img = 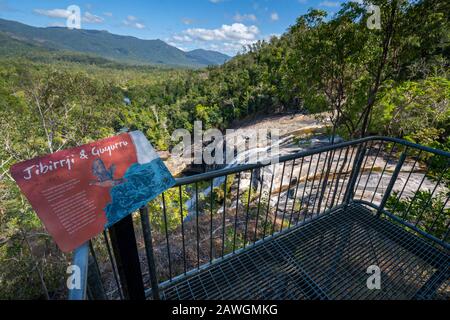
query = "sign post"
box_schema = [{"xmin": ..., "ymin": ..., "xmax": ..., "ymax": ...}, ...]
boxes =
[
  {"xmin": 68, "ymin": 243, "xmax": 89, "ymax": 300},
  {"xmin": 109, "ymin": 214, "xmax": 145, "ymax": 300}
]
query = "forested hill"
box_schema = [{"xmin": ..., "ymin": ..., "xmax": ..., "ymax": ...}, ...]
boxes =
[
  {"xmin": 205, "ymin": 0, "xmax": 449, "ymax": 142},
  {"xmin": 0, "ymin": 18, "xmax": 230, "ymax": 68}
]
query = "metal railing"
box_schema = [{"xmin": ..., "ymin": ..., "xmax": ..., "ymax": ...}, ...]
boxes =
[{"xmin": 69, "ymin": 136, "xmax": 450, "ymax": 300}]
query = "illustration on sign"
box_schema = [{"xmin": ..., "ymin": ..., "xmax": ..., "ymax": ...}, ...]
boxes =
[{"xmin": 10, "ymin": 131, "xmax": 175, "ymax": 252}]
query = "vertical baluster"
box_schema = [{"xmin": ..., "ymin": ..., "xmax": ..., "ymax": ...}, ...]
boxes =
[
  {"xmin": 221, "ymin": 175, "xmax": 228, "ymax": 257},
  {"xmin": 389, "ymin": 150, "xmax": 423, "ymax": 212},
  {"xmin": 87, "ymin": 240, "xmax": 107, "ymax": 300},
  {"xmin": 305, "ymin": 152, "xmax": 322, "ymax": 218},
  {"xmin": 272, "ymin": 162, "xmax": 286, "ymax": 235},
  {"xmin": 369, "ymin": 142, "xmax": 397, "ymax": 204},
  {"xmin": 301, "ymin": 155, "xmax": 314, "ymax": 223},
  {"xmin": 343, "ymin": 142, "xmax": 368, "ymax": 206},
  {"xmin": 360, "ymin": 142, "xmax": 385, "ymax": 200},
  {"xmin": 335, "ymin": 147, "xmax": 357, "ymax": 205},
  {"xmin": 232, "ymin": 172, "xmax": 241, "ymax": 253},
  {"xmin": 195, "ymin": 182, "xmax": 200, "ymax": 269},
  {"xmin": 210, "ymin": 180, "xmax": 214, "ymax": 263},
  {"xmin": 353, "ymin": 141, "xmax": 374, "ymax": 197},
  {"xmin": 325, "ymin": 147, "xmax": 344, "ymax": 210},
  {"xmin": 254, "ymin": 167, "xmax": 265, "ymax": 242},
  {"xmin": 262, "ymin": 164, "xmax": 275, "ymax": 239},
  {"xmin": 179, "ymin": 186, "xmax": 187, "ymax": 274},
  {"xmin": 161, "ymin": 193, "xmax": 172, "ymax": 280},
  {"xmin": 243, "ymin": 169, "xmax": 254, "ymax": 247},
  {"xmin": 280, "ymin": 159, "xmax": 296, "ymax": 231},
  {"xmin": 413, "ymin": 169, "xmax": 447, "ymax": 227},
  {"xmin": 401, "ymin": 169, "xmax": 428, "ymax": 220},
  {"xmin": 103, "ymin": 230, "xmax": 123, "ymax": 300},
  {"xmin": 329, "ymin": 146, "xmax": 351, "ymax": 208},
  {"xmin": 377, "ymin": 150, "xmax": 407, "ymax": 215},
  {"xmin": 288, "ymin": 157, "xmax": 304, "ymax": 228},
  {"xmin": 317, "ymin": 147, "xmax": 336, "ymax": 214},
  {"xmin": 313, "ymin": 150, "xmax": 330, "ymax": 216}
]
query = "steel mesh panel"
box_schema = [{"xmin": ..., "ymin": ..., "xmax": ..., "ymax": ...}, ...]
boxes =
[{"xmin": 160, "ymin": 204, "xmax": 449, "ymax": 300}]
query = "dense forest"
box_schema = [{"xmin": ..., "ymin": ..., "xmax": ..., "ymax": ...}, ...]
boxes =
[{"xmin": 0, "ymin": 0, "xmax": 449, "ymax": 298}]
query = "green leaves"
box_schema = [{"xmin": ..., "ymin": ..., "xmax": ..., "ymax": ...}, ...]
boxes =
[
  {"xmin": 372, "ymin": 77, "xmax": 450, "ymax": 145},
  {"xmin": 386, "ymin": 190, "xmax": 449, "ymax": 239}
]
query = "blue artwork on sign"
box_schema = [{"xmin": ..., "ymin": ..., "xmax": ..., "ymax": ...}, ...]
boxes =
[
  {"xmin": 90, "ymin": 159, "xmax": 125, "ymax": 188},
  {"xmin": 102, "ymin": 131, "xmax": 176, "ymax": 228},
  {"xmin": 104, "ymin": 158, "xmax": 175, "ymax": 228}
]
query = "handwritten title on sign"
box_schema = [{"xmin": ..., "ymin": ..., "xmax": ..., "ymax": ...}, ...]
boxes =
[{"xmin": 21, "ymin": 141, "xmax": 130, "ymax": 180}]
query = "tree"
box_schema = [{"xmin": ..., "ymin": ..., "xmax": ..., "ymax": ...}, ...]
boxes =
[{"xmin": 371, "ymin": 77, "xmax": 450, "ymax": 145}]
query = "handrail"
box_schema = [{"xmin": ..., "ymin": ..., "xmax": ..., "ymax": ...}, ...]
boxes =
[{"xmin": 174, "ymin": 136, "xmax": 450, "ymax": 186}]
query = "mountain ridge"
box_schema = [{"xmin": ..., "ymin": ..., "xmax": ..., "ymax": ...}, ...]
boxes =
[{"xmin": 0, "ymin": 18, "xmax": 231, "ymax": 68}]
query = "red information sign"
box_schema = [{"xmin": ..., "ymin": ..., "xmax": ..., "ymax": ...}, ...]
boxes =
[{"xmin": 10, "ymin": 131, "xmax": 175, "ymax": 252}]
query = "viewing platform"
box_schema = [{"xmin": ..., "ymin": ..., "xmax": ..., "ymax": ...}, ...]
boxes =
[{"xmin": 69, "ymin": 136, "xmax": 450, "ymax": 300}]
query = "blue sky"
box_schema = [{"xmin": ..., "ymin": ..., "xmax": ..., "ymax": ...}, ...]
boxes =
[{"xmin": 0, "ymin": 0, "xmax": 345, "ymax": 55}]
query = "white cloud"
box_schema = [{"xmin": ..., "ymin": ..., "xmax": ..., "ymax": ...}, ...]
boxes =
[
  {"xmin": 103, "ymin": 12, "xmax": 113, "ymax": 17},
  {"xmin": 319, "ymin": 1, "xmax": 340, "ymax": 7},
  {"xmin": 83, "ymin": 12, "xmax": 104, "ymax": 23},
  {"xmin": 123, "ymin": 15, "xmax": 145, "ymax": 29},
  {"xmin": 123, "ymin": 20, "xmax": 145, "ymax": 29},
  {"xmin": 172, "ymin": 35, "xmax": 193, "ymax": 42},
  {"xmin": 233, "ymin": 13, "xmax": 257, "ymax": 22},
  {"xmin": 134, "ymin": 22, "xmax": 145, "ymax": 29},
  {"xmin": 33, "ymin": 8, "xmax": 71, "ymax": 19},
  {"xmin": 209, "ymin": 0, "xmax": 224, "ymax": 3},
  {"xmin": 183, "ymin": 23, "xmax": 259, "ymax": 42},
  {"xmin": 169, "ymin": 23, "xmax": 263, "ymax": 55},
  {"xmin": 34, "ymin": 8, "xmax": 104, "ymax": 24},
  {"xmin": 270, "ymin": 12, "xmax": 279, "ymax": 21},
  {"xmin": 167, "ymin": 41, "xmax": 188, "ymax": 51}
]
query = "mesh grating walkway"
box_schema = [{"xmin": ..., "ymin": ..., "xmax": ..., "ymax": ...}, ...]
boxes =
[{"xmin": 160, "ymin": 204, "xmax": 449, "ymax": 300}]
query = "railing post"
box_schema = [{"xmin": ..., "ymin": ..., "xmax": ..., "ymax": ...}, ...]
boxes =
[
  {"xmin": 109, "ymin": 214, "xmax": 145, "ymax": 300},
  {"xmin": 343, "ymin": 144, "xmax": 367, "ymax": 206},
  {"xmin": 68, "ymin": 242, "xmax": 89, "ymax": 300},
  {"xmin": 139, "ymin": 206, "xmax": 161, "ymax": 300},
  {"xmin": 377, "ymin": 151, "xmax": 407, "ymax": 215}
]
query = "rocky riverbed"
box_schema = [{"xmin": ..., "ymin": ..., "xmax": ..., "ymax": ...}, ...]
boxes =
[
  {"xmin": 161, "ymin": 113, "xmax": 447, "ymax": 223},
  {"xmin": 162, "ymin": 113, "xmax": 330, "ymax": 176}
]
